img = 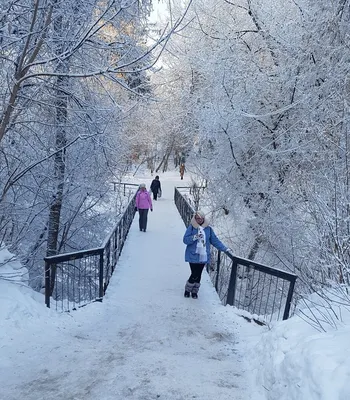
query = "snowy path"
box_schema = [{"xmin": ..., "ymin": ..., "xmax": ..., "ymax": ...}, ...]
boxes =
[{"xmin": 1, "ymin": 176, "xmax": 251, "ymax": 400}]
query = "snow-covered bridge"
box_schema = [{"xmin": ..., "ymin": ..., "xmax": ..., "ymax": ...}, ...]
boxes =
[{"xmin": 0, "ymin": 174, "xmax": 262, "ymax": 400}]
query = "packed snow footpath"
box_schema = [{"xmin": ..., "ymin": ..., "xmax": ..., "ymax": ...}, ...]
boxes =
[{"xmin": 1, "ymin": 171, "xmax": 350, "ymax": 400}]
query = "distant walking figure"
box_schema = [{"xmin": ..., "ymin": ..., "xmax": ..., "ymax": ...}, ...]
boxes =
[
  {"xmin": 183, "ymin": 211, "xmax": 230, "ymax": 299},
  {"xmin": 136, "ymin": 184, "xmax": 153, "ymax": 232},
  {"xmin": 150, "ymin": 175, "xmax": 161, "ymax": 200},
  {"xmin": 179, "ymin": 163, "xmax": 185, "ymax": 180}
]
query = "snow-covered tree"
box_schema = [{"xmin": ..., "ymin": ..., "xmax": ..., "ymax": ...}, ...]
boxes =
[
  {"xmin": 153, "ymin": 0, "xmax": 350, "ymax": 297},
  {"xmin": 0, "ymin": 0, "xmax": 189, "ymax": 290}
]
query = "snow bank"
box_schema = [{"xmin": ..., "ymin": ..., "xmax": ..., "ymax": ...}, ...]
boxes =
[
  {"xmin": 0, "ymin": 246, "xmax": 28, "ymax": 284},
  {"xmin": 251, "ymin": 295, "xmax": 350, "ymax": 400},
  {"xmin": 0, "ymin": 247, "xmax": 51, "ymax": 333}
]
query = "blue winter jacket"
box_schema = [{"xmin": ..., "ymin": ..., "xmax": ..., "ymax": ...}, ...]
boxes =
[{"xmin": 183, "ymin": 223, "xmax": 227, "ymax": 264}]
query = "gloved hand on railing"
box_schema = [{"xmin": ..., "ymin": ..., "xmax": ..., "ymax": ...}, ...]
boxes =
[{"xmin": 225, "ymin": 248, "xmax": 232, "ymax": 254}]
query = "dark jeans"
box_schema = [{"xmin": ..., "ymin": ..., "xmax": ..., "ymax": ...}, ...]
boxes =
[
  {"xmin": 188, "ymin": 263, "xmax": 205, "ymax": 284},
  {"xmin": 138, "ymin": 209, "xmax": 149, "ymax": 231},
  {"xmin": 152, "ymin": 190, "xmax": 158, "ymax": 200}
]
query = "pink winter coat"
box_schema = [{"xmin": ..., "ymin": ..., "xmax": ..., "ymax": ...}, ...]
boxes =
[{"xmin": 136, "ymin": 189, "xmax": 153, "ymax": 210}]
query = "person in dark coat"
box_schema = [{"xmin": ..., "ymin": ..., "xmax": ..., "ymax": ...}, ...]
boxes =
[
  {"xmin": 150, "ymin": 175, "xmax": 161, "ymax": 200},
  {"xmin": 183, "ymin": 210, "xmax": 230, "ymax": 299}
]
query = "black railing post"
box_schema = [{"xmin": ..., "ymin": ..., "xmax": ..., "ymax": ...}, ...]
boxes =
[
  {"xmin": 99, "ymin": 250, "xmax": 104, "ymax": 298},
  {"xmin": 215, "ymin": 250, "xmax": 221, "ymax": 291},
  {"xmin": 45, "ymin": 259, "xmax": 51, "ymax": 308},
  {"xmin": 118, "ymin": 224, "xmax": 122, "ymax": 255},
  {"xmin": 283, "ymin": 275, "xmax": 297, "ymax": 320},
  {"xmin": 226, "ymin": 260, "xmax": 238, "ymax": 306}
]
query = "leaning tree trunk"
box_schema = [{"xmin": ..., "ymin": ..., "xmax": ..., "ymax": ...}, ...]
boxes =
[{"xmin": 156, "ymin": 141, "xmax": 174, "ymax": 173}]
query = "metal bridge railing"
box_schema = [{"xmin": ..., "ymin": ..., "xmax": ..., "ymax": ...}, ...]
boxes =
[
  {"xmin": 44, "ymin": 191, "xmax": 137, "ymax": 311},
  {"xmin": 174, "ymin": 187, "xmax": 297, "ymax": 322},
  {"xmin": 176, "ymin": 185, "xmax": 206, "ymax": 211},
  {"xmin": 112, "ymin": 181, "xmax": 140, "ymax": 195}
]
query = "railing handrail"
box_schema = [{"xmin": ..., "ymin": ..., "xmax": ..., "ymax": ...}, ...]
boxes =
[
  {"xmin": 44, "ymin": 191, "xmax": 138, "ymax": 263},
  {"xmin": 44, "ymin": 247, "xmax": 102, "ymax": 263},
  {"xmin": 176, "ymin": 186, "xmax": 206, "ymax": 189},
  {"xmin": 226, "ymin": 253, "xmax": 297, "ymax": 282},
  {"xmin": 112, "ymin": 182, "xmax": 140, "ymax": 187},
  {"xmin": 174, "ymin": 186, "xmax": 298, "ymax": 321},
  {"xmin": 112, "ymin": 181, "xmax": 140, "ymax": 193}
]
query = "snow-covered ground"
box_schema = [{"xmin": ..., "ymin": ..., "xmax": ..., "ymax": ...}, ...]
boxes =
[{"xmin": 1, "ymin": 171, "xmax": 350, "ymax": 400}]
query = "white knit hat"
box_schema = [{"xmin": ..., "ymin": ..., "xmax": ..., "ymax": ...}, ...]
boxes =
[
  {"xmin": 139, "ymin": 183, "xmax": 146, "ymax": 188},
  {"xmin": 195, "ymin": 210, "xmax": 205, "ymax": 218}
]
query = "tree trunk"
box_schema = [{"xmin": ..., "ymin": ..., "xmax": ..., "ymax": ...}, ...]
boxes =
[
  {"xmin": 46, "ymin": 75, "xmax": 68, "ymax": 295},
  {"xmin": 156, "ymin": 141, "xmax": 174, "ymax": 173},
  {"xmin": 46, "ymin": 12, "xmax": 69, "ymax": 296}
]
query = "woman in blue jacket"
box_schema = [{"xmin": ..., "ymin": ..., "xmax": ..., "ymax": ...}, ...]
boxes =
[{"xmin": 183, "ymin": 210, "xmax": 230, "ymax": 299}]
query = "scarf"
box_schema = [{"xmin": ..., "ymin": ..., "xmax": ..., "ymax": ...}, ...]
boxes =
[{"xmin": 195, "ymin": 226, "xmax": 207, "ymax": 262}]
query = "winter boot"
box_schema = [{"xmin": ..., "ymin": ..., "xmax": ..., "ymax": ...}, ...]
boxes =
[
  {"xmin": 184, "ymin": 280, "xmax": 195, "ymax": 298},
  {"xmin": 191, "ymin": 283, "xmax": 200, "ymax": 299}
]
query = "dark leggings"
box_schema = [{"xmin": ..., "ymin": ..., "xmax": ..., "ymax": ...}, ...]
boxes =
[
  {"xmin": 152, "ymin": 190, "xmax": 158, "ymax": 200},
  {"xmin": 188, "ymin": 263, "xmax": 205, "ymax": 284},
  {"xmin": 138, "ymin": 209, "xmax": 149, "ymax": 230}
]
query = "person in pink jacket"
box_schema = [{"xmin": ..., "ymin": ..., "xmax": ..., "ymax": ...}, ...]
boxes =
[{"xmin": 135, "ymin": 183, "xmax": 153, "ymax": 232}]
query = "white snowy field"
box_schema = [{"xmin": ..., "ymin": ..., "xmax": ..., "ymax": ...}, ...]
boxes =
[{"xmin": 1, "ymin": 171, "xmax": 350, "ymax": 400}]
